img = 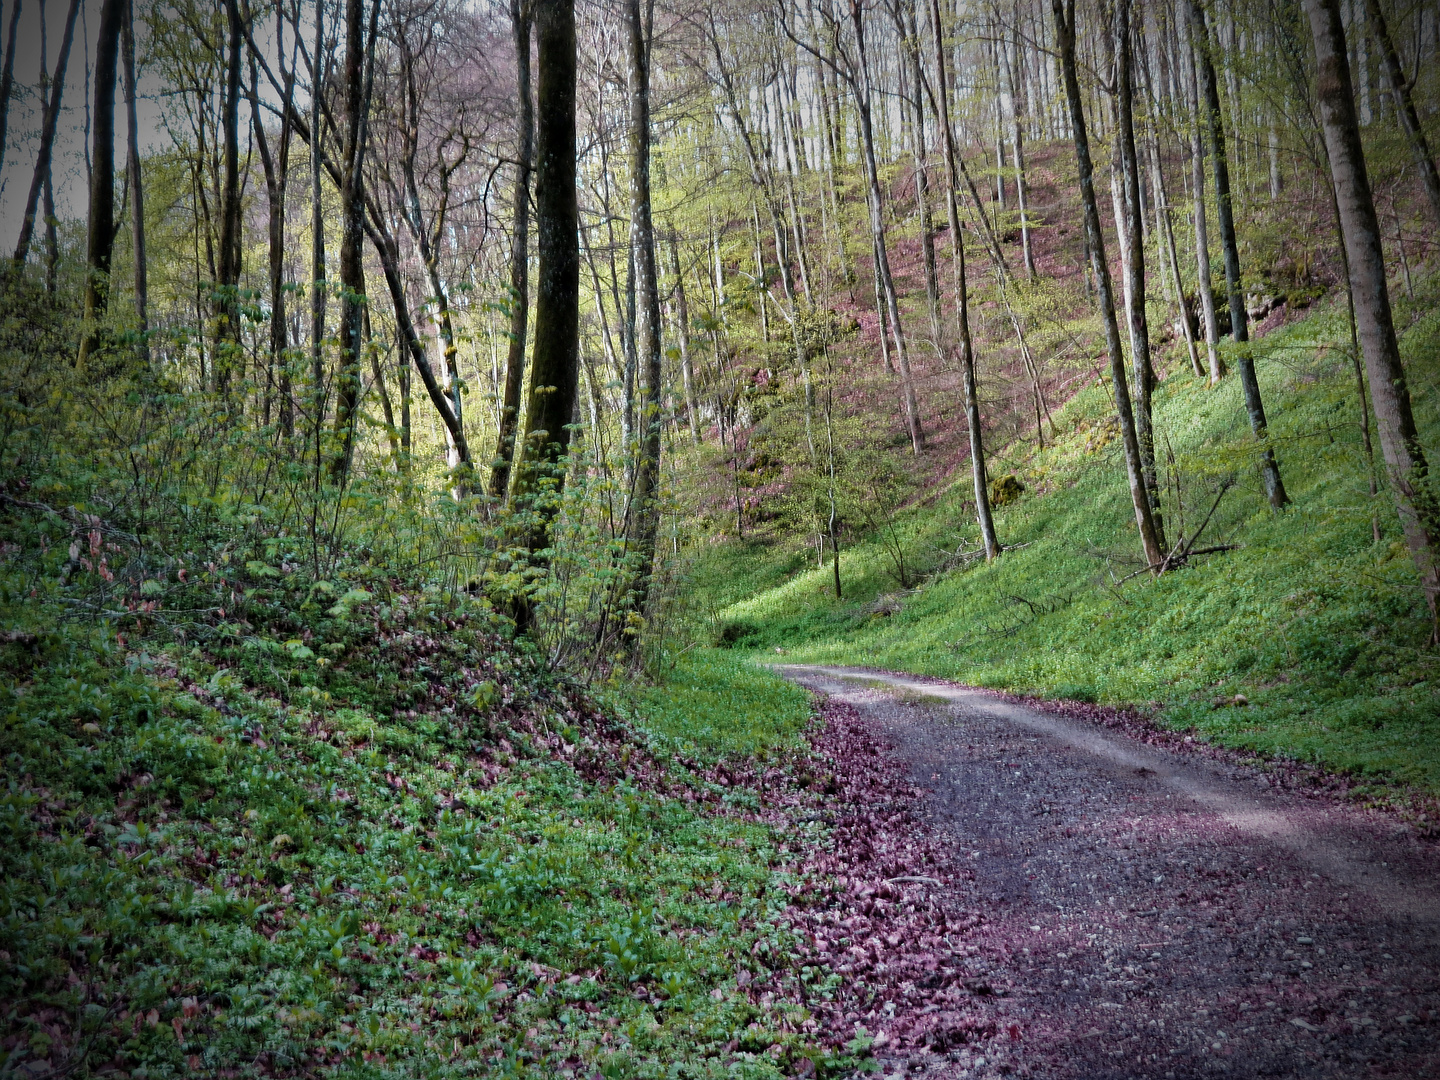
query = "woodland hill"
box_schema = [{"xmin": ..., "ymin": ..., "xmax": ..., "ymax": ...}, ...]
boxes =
[{"xmin": 1, "ymin": 0, "xmax": 1438, "ymax": 1073}]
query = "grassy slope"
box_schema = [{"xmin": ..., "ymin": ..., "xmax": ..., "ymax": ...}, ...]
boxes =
[
  {"xmin": 0, "ymin": 497, "xmax": 863, "ymax": 1079},
  {"xmin": 689, "ymin": 285, "xmax": 1440, "ymax": 795}
]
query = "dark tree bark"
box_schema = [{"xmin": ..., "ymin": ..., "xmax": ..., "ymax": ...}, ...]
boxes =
[
  {"xmin": 1188, "ymin": 0, "xmax": 1287, "ymax": 509},
  {"xmin": 76, "ymin": 0, "xmax": 125, "ymax": 371},
  {"xmin": 928, "ymin": 0, "xmax": 998, "ymax": 559},
  {"xmin": 122, "ymin": 0, "xmax": 148, "ymax": 365},
  {"xmin": 248, "ymin": 35, "xmax": 292, "ymax": 435},
  {"xmin": 624, "ymin": 0, "xmax": 663, "ymax": 623},
  {"xmin": 489, "ymin": 0, "xmax": 533, "ymax": 500},
  {"xmin": 12, "ymin": 0, "xmax": 79, "ymax": 268},
  {"xmin": 310, "ymin": 0, "xmax": 326, "ymax": 446},
  {"xmin": 1114, "ymin": 0, "xmax": 1165, "ymax": 549},
  {"xmin": 1305, "ymin": 0, "xmax": 1440, "ymax": 636},
  {"xmin": 1052, "ymin": 0, "xmax": 1164, "ymax": 569},
  {"xmin": 510, "ymin": 0, "xmax": 579, "ymax": 560},
  {"xmin": 329, "ymin": 0, "xmax": 379, "ymax": 480},
  {"xmin": 0, "ymin": 0, "xmax": 23, "ymax": 178},
  {"xmin": 1365, "ymin": 0, "xmax": 1440, "ymax": 228},
  {"xmin": 213, "ymin": 0, "xmax": 245, "ymax": 391}
]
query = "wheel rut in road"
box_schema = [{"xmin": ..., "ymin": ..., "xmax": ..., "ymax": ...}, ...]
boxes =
[{"xmin": 778, "ymin": 665, "xmax": 1440, "ymax": 1079}]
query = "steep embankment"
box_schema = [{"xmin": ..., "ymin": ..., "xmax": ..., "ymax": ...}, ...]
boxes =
[
  {"xmin": 0, "ymin": 497, "xmax": 891, "ymax": 1078},
  {"xmin": 694, "ymin": 283, "xmax": 1440, "ymax": 799}
]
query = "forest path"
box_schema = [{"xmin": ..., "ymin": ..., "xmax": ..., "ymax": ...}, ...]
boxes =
[{"xmin": 777, "ymin": 665, "xmax": 1440, "ymax": 1079}]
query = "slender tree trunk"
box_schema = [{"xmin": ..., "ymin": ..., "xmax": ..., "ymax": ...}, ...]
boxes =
[
  {"xmin": 1365, "ymin": 0, "xmax": 1440, "ymax": 227},
  {"xmin": 490, "ymin": 0, "xmax": 534, "ymax": 500},
  {"xmin": 249, "ymin": 40, "xmax": 291, "ymax": 434},
  {"xmin": 1007, "ymin": 24, "xmax": 1037, "ymax": 278},
  {"xmin": 1189, "ymin": 0, "xmax": 1287, "ymax": 508},
  {"xmin": 669, "ymin": 234, "xmax": 699, "ymax": 444},
  {"xmin": 12, "ymin": 0, "xmax": 79, "ymax": 268},
  {"xmin": 1053, "ymin": 0, "xmax": 1164, "ymax": 569},
  {"xmin": 310, "ymin": 0, "xmax": 326, "ymax": 452},
  {"xmin": 893, "ymin": 0, "xmax": 941, "ymax": 346},
  {"xmin": 1305, "ymin": 0, "xmax": 1440, "ymax": 636},
  {"xmin": 0, "ymin": 0, "xmax": 24, "ymax": 181},
  {"xmin": 1179, "ymin": 5, "xmax": 1223, "ymax": 383},
  {"xmin": 625, "ymin": 0, "xmax": 663, "ymax": 625},
  {"xmin": 1115, "ymin": 0, "xmax": 1165, "ymax": 549},
  {"xmin": 929, "ymin": 0, "xmax": 998, "ymax": 558},
  {"xmin": 511, "ymin": 0, "xmax": 579, "ymax": 563},
  {"xmin": 214, "ymin": 0, "xmax": 244, "ymax": 391},
  {"xmin": 850, "ymin": 0, "xmax": 923, "ymax": 452},
  {"xmin": 122, "ymin": 0, "xmax": 148, "ymax": 365},
  {"xmin": 329, "ymin": 0, "xmax": 379, "ymax": 481},
  {"xmin": 77, "ymin": 0, "xmax": 124, "ymax": 370}
]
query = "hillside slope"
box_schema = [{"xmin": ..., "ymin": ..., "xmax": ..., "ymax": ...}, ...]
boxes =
[{"xmin": 687, "ymin": 280, "xmax": 1440, "ymax": 798}]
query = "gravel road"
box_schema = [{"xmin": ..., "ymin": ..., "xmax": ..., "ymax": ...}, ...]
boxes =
[{"xmin": 778, "ymin": 665, "xmax": 1440, "ymax": 1079}]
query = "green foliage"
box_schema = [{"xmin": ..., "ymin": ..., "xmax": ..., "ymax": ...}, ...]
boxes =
[{"xmin": 680, "ymin": 279, "xmax": 1440, "ymax": 798}]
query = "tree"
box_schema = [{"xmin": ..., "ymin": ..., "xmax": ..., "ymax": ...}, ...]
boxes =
[
  {"xmin": 1188, "ymin": 0, "xmax": 1287, "ymax": 510},
  {"xmin": 77, "ymin": 0, "xmax": 126, "ymax": 371},
  {"xmin": 927, "ymin": 0, "xmax": 998, "ymax": 559},
  {"xmin": 1052, "ymin": 0, "xmax": 1164, "ymax": 570},
  {"xmin": 12, "ymin": 0, "xmax": 80, "ymax": 269},
  {"xmin": 510, "ymin": 0, "xmax": 579, "ymax": 564},
  {"xmin": 489, "ymin": 0, "xmax": 534, "ymax": 500},
  {"xmin": 1304, "ymin": 0, "xmax": 1440, "ymax": 638},
  {"xmin": 623, "ymin": 0, "xmax": 663, "ymax": 624},
  {"xmin": 122, "ymin": 0, "xmax": 148, "ymax": 365},
  {"xmin": 214, "ymin": 0, "xmax": 245, "ymax": 390},
  {"xmin": 1363, "ymin": 0, "xmax": 1440, "ymax": 228},
  {"xmin": 0, "ymin": 0, "xmax": 22, "ymax": 177},
  {"xmin": 329, "ymin": 0, "xmax": 381, "ymax": 480}
]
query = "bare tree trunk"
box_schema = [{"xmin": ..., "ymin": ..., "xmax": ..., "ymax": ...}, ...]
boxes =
[
  {"xmin": 669, "ymin": 233, "xmax": 699, "ymax": 444},
  {"xmin": 1053, "ymin": 0, "xmax": 1164, "ymax": 569},
  {"xmin": 1189, "ymin": 0, "xmax": 1287, "ymax": 509},
  {"xmin": 0, "ymin": 0, "xmax": 24, "ymax": 180},
  {"xmin": 892, "ymin": 0, "xmax": 941, "ymax": 346},
  {"xmin": 1006, "ymin": 23, "xmax": 1037, "ymax": 278},
  {"xmin": 1179, "ymin": 4, "xmax": 1223, "ymax": 384},
  {"xmin": 214, "ymin": 0, "xmax": 244, "ymax": 391},
  {"xmin": 122, "ymin": 0, "xmax": 148, "ymax": 365},
  {"xmin": 310, "ymin": 0, "xmax": 326, "ymax": 452},
  {"xmin": 1365, "ymin": 0, "xmax": 1440, "ymax": 227},
  {"xmin": 490, "ymin": 0, "xmax": 533, "ymax": 500},
  {"xmin": 329, "ymin": 0, "xmax": 379, "ymax": 481},
  {"xmin": 851, "ymin": 0, "xmax": 923, "ymax": 452},
  {"xmin": 511, "ymin": 0, "xmax": 579, "ymax": 568},
  {"xmin": 12, "ymin": 0, "xmax": 79, "ymax": 269},
  {"xmin": 1115, "ymin": 0, "xmax": 1165, "ymax": 549},
  {"xmin": 625, "ymin": 0, "xmax": 663, "ymax": 625},
  {"xmin": 928, "ymin": 0, "xmax": 998, "ymax": 558},
  {"xmin": 77, "ymin": 0, "xmax": 124, "ymax": 370},
  {"xmin": 1305, "ymin": 0, "xmax": 1440, "ymax": 636}
]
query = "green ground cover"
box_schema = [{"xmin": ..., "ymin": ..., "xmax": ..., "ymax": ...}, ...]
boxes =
[
  {"xmin": 0, "ymin": 513, "xmax": 858, "ymax": 1077},
  {"xmin": 689, "ymin": 286, "xmax": 1440, "ymax": 797}
]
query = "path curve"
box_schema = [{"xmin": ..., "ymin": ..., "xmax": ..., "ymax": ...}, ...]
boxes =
[{"xmin": 779, "ymin": 664, "xmax": 1440, "ymax": 1079}]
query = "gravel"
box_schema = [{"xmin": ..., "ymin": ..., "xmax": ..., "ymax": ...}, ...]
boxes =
[{"xmin": 780, "ymin": 665, "xmax": 1440, "ymax": 1079}]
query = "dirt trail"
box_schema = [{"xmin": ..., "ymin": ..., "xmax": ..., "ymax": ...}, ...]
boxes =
[{"xmin": 779, "ymin": 665, "xmax": 1440, "ymax": 1079}]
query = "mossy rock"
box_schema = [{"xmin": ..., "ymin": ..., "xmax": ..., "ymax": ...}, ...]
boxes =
[{"xmin": 990, "ymin": 474, "xmax": 1025, "ymax": 506}]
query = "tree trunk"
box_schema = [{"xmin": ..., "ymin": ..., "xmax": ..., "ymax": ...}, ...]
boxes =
[
  {"xmin": 489, "ymin": 0, "xmax": 534, "ymax": 500},
  {"xmin": 1115, "ymin": 0, "xmax": 1165, "ymax": 550},
  {"xmin": 850, "ymin": 0, "xmax": 923, "ymax": 453},
  {"xmin": 310, "ymin": 0, "xmax": 326, "ymax": 452},
  {"xmin": 669, "ymin": 233, "xmax": 700, "ymax": 444},
  {"xmin": 329, "ymin": 0, "xmax": 379, "ymax": 481},
  {"xmin": 928, "ymin": 0, "xmax": 998, "ymax": 559},
  {"xmin": 249, "ymin": 41, "xmax": 291, "ymax": 435},
  {"xmin": 0, "ymin": 0, "xmax": 23, "ymax": 180},
  {"xmin": 1305, "ymin": 0, "xmax": 1440, "ymax": 635},
  {"xmin": 214, "ymin": 0, "xmax": 244, "ymax": 391},
  {"xmin": 624, "ymin": 0, "xmax": 663, "ymax": 625},
  {"xmin": 1365, "ymin": 0, "xmax": 1440, "ymax": 227},
  {"xmin": 1189, "ymin": 0, "xmax": 1287, "ymax": 509},
  {"xmin": 77, "ymin": 0, "xmax": 124, "ymax": 370},
  {"xmin": 1052, "ymin": 0, "xmax": 1165, "ymax": 569},
  {"xmin": 12, "ymin": 0, "xmax": 79, "ymax": 268},
  {"xmin": 1179, "ymin": 6, "xmax": 1223, "ymax": 383},
  {"xmin": 122, "ymin": 0, "xmax": 148, "ymax": 366},
  {"xmin": 511, "ymin": 0, "xmax": 579, "ymax": 561}
]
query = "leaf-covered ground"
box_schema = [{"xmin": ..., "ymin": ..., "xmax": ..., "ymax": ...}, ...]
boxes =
[{"xmin": 0, "ymin": 496, "xmax": 886, "ymax": 1079}]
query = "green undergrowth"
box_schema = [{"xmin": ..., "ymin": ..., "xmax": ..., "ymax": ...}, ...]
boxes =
[
  {"xmin": 0, "ymin": 499, "xmax": 867, "ymax": 1078},
  {"xmin": 690, "ymin": 283, "xmax": 1440, "ymax": 800}
]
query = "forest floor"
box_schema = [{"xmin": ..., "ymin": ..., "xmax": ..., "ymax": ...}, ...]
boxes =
[{"xmin": 778, "ymin": 665, "xmax": 1440, "ymax": 1080}]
